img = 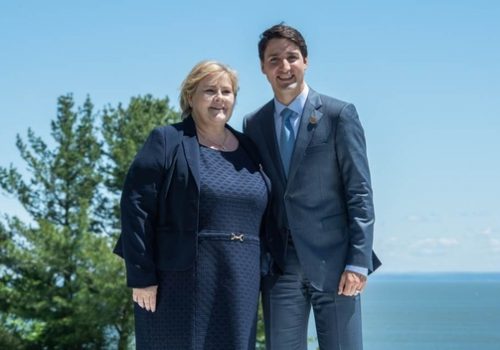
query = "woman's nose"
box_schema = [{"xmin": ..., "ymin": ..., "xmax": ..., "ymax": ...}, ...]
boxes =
[{"xmin": 213, "ymin": 90, "xmax": 223, "ymax": 101}]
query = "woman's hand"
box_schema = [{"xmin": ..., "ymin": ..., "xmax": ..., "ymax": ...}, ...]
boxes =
[{"xmin": 132, "ymin": 285, "xmax": 158, "ymax": 312}]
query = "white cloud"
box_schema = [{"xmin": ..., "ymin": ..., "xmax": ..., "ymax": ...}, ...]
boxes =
[
  {"xmin": 377, "ymin": 235, "xmax": 401, "ymax": 257},
  {"xmin": 438, "ymin": 238, "xmax": 460, "ymax": 246},
  {"xmin": 490, "ymin": 238, "xmax": 500, "ymax": 253},
  {"xmin": 480, "ymin": 227, "xmax": 493, "ymax": 236},
  {"xmin": 414, "ymin": 238, "xmax": 459, "ymax": 247},
  {"xmin": 410, "ymin": 237, "xmax": 459, "ymax": 255},
  {"xmin": 406, "ymin": 215, "xmax": 422, "ymax": 222},
  {"xmin": 404, "ymin": 213, "xmax": 442, "ymax": 224}
]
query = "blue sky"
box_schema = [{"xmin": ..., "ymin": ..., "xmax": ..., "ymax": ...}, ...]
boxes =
[{"xmin": 1, "ymin": 0, "xmax": 499, "ymax": 272}]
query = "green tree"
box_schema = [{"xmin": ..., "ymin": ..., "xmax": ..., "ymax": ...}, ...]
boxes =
[
  {"xmin": 101, "ymin": 94, "xmax": 180, "ymax": 196},
  {"xmin": 256, "ymin": 300, "xmax": 266, "ymax": 349},
  {"xmin": 100, "ymin": 94, "xmax": 181, "ymax": 349},
  {"xmin": 0, "ymin": 95, "xmax": 109, "ymax": 348},
  {"xmin": 100, "ymin": 94, "xmax": 269, "ymax": 349},
  {"xmin": 0, "ymin": 92, "xmax": 270, "ymax": 349},
  {"xmin": 0, "ymin": 94, "xmax": 181, "ymax": 349}
]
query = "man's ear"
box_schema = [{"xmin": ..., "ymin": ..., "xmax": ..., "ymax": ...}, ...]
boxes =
[
  {"xmin": 260, "ymin": 61, "xmax": 265, "ymax": 74},
  {"xmin": 304, "ymin": 56, "xmax": 309, "ymax": 69}
]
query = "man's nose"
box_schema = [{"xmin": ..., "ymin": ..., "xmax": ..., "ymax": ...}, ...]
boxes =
[{"xmin": 280, "ymin": 59, "xmax": 291, "ymax": 70}]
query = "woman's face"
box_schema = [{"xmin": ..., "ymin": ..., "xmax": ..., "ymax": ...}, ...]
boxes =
[{"xmin": 189, "ymin": 72, "xmax": 235, "ymax": 127}]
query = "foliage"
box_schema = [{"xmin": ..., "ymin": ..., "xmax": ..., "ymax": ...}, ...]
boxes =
[
  {"xmin": 99, "ymin": 94, "xmax": 181, "ymax": 349},
  {"xmin": 0, "ymin": 93, "xmax": 268, "ymax": 348},
  {"xmin": 0, "ymin": 94, "xmax": 180, "ymax": 349},
  {"xmin": 256, "ymin": 299, "xmax": 266, "ymax": 349}
]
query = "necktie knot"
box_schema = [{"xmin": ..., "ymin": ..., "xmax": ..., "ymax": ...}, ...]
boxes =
[{"xmin": 281, "ymin": 108, "xmax": 296, "ymax": 123}]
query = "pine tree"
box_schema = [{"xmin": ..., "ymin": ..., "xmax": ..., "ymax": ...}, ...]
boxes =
[
  {"xmin": 99, "ymin": 94, "xmax": 181, "ymax": 349},
  {"xmin": 0, "ymin": 93, "xmax": 270, "ymax": 349},
  {"xmin": 0, "ymin": 95, "xmax": 109, "ymax": 349},
  {"xmin": 0, "ymin": 94, "xmax": 181, "ymax": 349}
]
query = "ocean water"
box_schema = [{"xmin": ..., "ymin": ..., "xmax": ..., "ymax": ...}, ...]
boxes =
[{"xmin": 307, "ymin": 273, "xmax": 500, "ymax": 350}]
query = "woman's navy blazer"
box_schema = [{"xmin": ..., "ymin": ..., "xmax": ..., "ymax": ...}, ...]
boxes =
[{"xmin": 114, "ymin": 116, "xmax": 270, "ymax": 288}]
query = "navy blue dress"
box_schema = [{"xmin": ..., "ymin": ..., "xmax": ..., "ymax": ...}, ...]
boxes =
[{"xmin": 134, "ymin": 144, "xmax": 267, "ymax": 350}]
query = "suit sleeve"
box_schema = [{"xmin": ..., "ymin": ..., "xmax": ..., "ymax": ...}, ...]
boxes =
[
  {"xmin": 335, "ymin": 104, "xmax": 375, "ymax": 270},
  {"xmin": 117, "ymin": 127, "xmax": 166, "ymax": 287}
]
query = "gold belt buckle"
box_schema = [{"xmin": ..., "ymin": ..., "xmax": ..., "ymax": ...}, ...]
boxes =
[{"xmin": 230, "ymin": 233, "xmax": 244, "ymax": 242}]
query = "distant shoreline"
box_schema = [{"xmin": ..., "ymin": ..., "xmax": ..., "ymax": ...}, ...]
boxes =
[{"xmin": 371, "ymin": 272, "xmax": 500, "ymax": 281}]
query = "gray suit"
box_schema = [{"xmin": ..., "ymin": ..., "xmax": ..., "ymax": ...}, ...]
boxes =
[{"xmin": 243, "ymin": 88, "xmax": 380, "ymax": 349}]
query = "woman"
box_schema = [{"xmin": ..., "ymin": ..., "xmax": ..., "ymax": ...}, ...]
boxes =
[{"xmin": 114, "ymin": 61, "xmax": 269, "ymax": 349}]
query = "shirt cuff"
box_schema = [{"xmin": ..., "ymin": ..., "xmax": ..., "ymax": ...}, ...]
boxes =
[{"xmin": 345, "ymin": 265, "xmax": 368, "ymax": 277}]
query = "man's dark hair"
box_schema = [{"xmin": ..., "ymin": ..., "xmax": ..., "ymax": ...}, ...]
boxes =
[{"xmin": 258, "ymin": 23, "xmax": 308, "ymax": 61}]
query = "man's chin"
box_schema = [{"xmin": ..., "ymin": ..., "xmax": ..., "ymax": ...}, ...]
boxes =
[{"xmin": 277, "ymin": 81, "xmax": 298, "ymax": 91}]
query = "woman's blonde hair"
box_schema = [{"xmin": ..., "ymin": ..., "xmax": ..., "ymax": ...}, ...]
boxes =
[{"xmin": 179, "ymin": 60, "xmax": 239, "ymax": 118}]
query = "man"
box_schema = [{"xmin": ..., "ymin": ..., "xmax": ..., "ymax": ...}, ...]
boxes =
[{"xmin": 243, "ymin": 24, "xmax": 381, "ymax": 350}]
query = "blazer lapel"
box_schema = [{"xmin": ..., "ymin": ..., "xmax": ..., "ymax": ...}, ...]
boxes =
[
  {"xmin": 287, "ymin": 90, "xmax": 323, "ymax": 183},
  {"xmin": 181, "ymin": 116, "xmax": 200, "ymax": 191}
]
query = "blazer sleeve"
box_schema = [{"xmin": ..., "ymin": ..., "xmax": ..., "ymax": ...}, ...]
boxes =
[
  {"xmin": 242, "ymin": 115, "xmax": 249, "ymax": 133},
  {"xmin": 335, "ymin": 104, "xmax": 375, "ymax": 270},
  {"xmin": 116, "ymin": 127, "xmax": 167, "ymax": 287}
]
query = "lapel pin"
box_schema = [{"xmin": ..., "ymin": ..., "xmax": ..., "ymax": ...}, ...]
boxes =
[{"xmin": 309, "ymin": 115, "xmax": 318, "ymax": 125}]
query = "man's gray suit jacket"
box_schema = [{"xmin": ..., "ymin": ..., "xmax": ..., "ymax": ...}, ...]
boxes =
[{"xmin": 243, "ymin": 88, "xmax": 381, "ymax": 292}]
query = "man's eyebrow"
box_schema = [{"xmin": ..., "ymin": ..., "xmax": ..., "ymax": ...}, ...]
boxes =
[{"xmin": 267, "ymin": 49, "xmax": 300, "ymax": 56}]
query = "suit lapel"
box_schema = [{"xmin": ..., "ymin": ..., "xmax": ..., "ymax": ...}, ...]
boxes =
[
  {"xmin": 181, "ymin": 116, "xmax": 200, "ymax": 191},
  {"xmin": 258, "ymin": 101, "xmax": 288, "ymax": 186},
  {"xmin": 287, "ymin": 90, "xmax": 323, "ymax": 183},
  {"xmin": 234, "ymin": 128, "xmax": 272, "ymax": 195}
]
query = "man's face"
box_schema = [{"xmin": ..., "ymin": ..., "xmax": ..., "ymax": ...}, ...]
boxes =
[{"xmin": 261, "ymin": 38, "xmax": 308, "ymax": 99}]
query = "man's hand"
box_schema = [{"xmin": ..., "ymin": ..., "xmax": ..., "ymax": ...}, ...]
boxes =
[
  {"xmin": 133, "ymin": 285, "xmax": 158, "ymax": 312},
  {"xmin": 338, "ymin": 271, "xmax": 367, "ymax": 296}
]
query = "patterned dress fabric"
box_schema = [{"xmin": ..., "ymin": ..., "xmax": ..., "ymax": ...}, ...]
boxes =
[{"xmin": 134, "ymin": 144, "xmax": 268, "ymax": 350}]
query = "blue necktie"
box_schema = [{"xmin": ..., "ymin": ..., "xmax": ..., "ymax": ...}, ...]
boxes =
[{"xmin": 279, "ymin": 108, "xmax": 297, "ymax": 176}]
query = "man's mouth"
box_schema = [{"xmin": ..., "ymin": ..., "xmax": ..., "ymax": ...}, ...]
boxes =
[{"xmin": 277, "ymin": 73, "xmax": 294, "ymax": 82}]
